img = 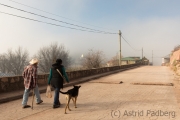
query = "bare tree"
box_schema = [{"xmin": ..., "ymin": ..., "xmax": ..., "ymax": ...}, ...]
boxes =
[
  {"xmin": 81, "ymin": 49, "xmax": 105, "ymax": 69},
  {"xmin": 0, "ymin": 54, "xmax": 7, "ymax": 73},
  {"xmin": 107, "ymin": 54, "xmax": 123, "ymax": 66},
  {"xmin": 0, "ymin": 47, "xmax": 29, "ymax": 75},
  {"xmin": 108, "ymin": 55, "xmax": 119, "ymax": 66},
  {"xmin": 36, "ymin": 42, "xmax": 71, "ymax": 73}
]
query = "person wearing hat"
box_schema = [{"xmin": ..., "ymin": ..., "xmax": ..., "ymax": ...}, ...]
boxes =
[
  {"xmin": 22, "ymin": 58, "xmax": 43, "ymax": 108},
  {"xmin": 48, "ymin": 59, "xmax": 69, "ymax": 108}
]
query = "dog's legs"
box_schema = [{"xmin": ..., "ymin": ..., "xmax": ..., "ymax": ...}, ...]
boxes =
[
  {"xmin": 65, "ymin": 96, "xmax": 71, "ymax": 114},
  {"xmin": 72, "ymin": 97, "xmax": 76, "ymax": 108},
  {"xmin": 74, "ymin": 96, "xmax": 77, "ymax": 108},
  {"xmin": 67, "ymin": 97, "xmax": 71, "ymax": 111}
]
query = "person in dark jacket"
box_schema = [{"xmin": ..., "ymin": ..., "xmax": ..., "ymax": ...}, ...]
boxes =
[{"xmin": 48, "ymin": 59, "xmax": 69, "ymax": 108}]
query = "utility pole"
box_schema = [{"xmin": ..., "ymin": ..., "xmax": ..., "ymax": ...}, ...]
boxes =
[
  {"xmin": 142, "ymin": 47, "xmax": 143, "ymax": 59},
  {"xmin": 119, "ymin": 30, "xmax": 121, "ymax": 66},
  {"xmin": 141, "ymin": 47, "xmax": 143, "ymax": 65},
  {"xmin": 152, "ymin": 50, "xmax": 153, "ymax": 66}
]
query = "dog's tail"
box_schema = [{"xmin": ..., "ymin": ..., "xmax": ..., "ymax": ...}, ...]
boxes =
[{"xmin": 59, "ymin": 91, "xmax": 68, "ymax": 94}]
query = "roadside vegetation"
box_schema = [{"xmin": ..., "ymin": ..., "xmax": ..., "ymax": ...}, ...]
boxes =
[{"xmin": 0, "ymin": 43, "xmax": 112, "ymax": 75}]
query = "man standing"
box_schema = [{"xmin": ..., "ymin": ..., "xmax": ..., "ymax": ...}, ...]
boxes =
[{"xmin": 22, "ymin": 58, "xmax": 43, "ymax": 108}]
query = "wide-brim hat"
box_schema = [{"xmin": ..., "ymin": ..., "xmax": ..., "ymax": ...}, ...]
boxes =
[{"xmin": 29, "ymin": 58, "xmax": 39, "ymax": 65}]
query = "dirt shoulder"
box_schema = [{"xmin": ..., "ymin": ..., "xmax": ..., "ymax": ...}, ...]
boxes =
[{"xmin": 172, "ymin": 72, "xmax": 180, "ymax": 108}]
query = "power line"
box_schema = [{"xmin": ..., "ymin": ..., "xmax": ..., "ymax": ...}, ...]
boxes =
[
  {"xmin": 153, "ymin": 53, "xmax": 163, "ymax": 58},
  {"xmin": 0, "ymin": 3, "xmax": 117, "ymax": 34},
  {"xmin": 121, "ymin": 35, "xmax": 141, "ymax": 51},
  {"xmin": 0, "ymin": 11, "xmax": 116, "ymax": 34},
  {"xmin": 143, "ymin": 51, "xmax": 164, "ymax": 58},
  {"xmin": 8, "ymin": 0, "xmax": 117, "ymax": 31}
]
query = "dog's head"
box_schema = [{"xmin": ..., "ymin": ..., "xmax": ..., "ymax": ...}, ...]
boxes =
[{"xmin": 73, "ymin": 85, "xmax": 81, "ymax": 89}]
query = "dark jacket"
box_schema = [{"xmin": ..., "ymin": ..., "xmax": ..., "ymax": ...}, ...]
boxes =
[{"xmin": 48, "ymin": 63, "xmax": 69, "ymax": 89}]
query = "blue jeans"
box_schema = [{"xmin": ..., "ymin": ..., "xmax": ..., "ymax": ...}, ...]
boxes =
[
  {"xmin": 22, "ymin": 85, "xmax": 41, "ymax": 106},
  {"xmin": 54, "ymin": 88, "xmax": 60, "ymax": 105}
]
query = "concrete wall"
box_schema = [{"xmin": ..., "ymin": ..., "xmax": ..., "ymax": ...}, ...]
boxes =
[{"xmin": 0, "ymin": 64, "xmax": 140, "ymax": 93}]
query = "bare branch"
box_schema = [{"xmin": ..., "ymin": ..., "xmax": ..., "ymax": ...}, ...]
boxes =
[
  {"xmin": 81, "ymin": 49, "xmax": 105, "ymax": 69},
  {"xmin": 0, "ymin": 47, "xmax": 29, "ymax": 75},
  {"xmin": 35, "ymin": 42, "xmax": 71, "ymax": 73}
]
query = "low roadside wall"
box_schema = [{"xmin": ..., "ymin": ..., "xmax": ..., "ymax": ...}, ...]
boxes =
[{"xmin": 0, "ymin": 64, "xmax": 140, "ymax": 93}]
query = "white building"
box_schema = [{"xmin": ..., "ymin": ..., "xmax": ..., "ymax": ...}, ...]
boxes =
[{"xmin": 162, "ymin": 54, "xmax": 170, "ymax": 66}]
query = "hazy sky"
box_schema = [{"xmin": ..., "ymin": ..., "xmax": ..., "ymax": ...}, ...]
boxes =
[{"xmin": 0, "ymin": 0, "xmax": 180, "ymax": 66}]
